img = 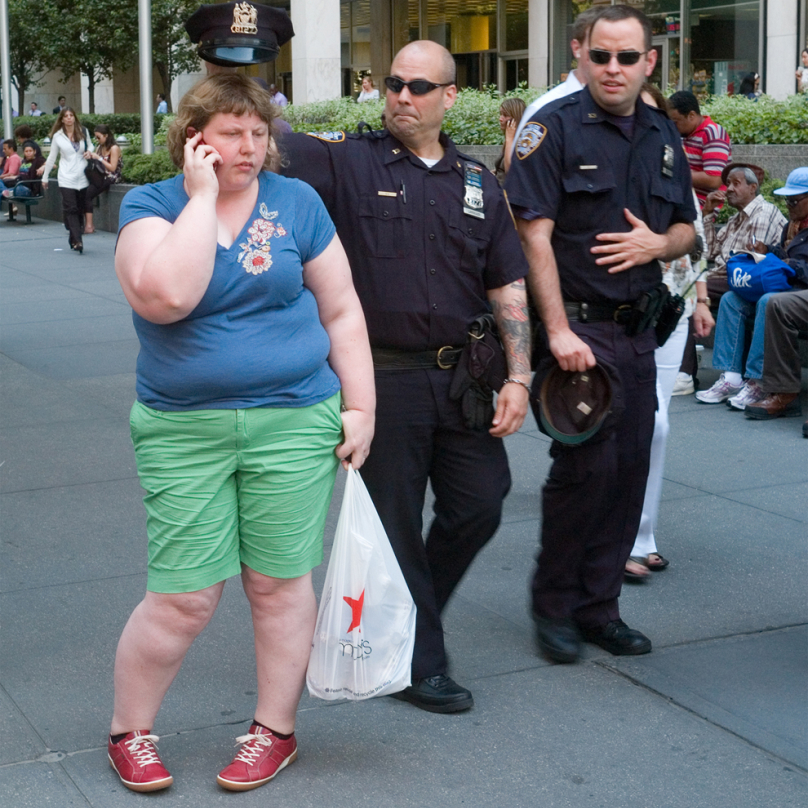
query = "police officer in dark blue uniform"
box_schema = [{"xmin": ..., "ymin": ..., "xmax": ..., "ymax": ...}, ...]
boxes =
[
  {"xmin": 505, "ymin": 5, "xmax": 696, "ymax": 663},
  {"xmin": 280, "ymin": 40, "xmax": 531, "ymax": 713}
]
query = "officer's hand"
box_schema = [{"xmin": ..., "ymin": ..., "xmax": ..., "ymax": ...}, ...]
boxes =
[
  {"xmin": 548, "ymin": 328, "xmax": 596, "ymax": 372},
  {"xmin": 592, "ymin": 209, "xmax": 666, "ymax": 273},
  {"xmin": 490, "ymin": 381, "xmax": 529, "ymax": 438},
  {"xmin": 336, "ymin": 408, "xmax": 375, "ymax": 471}
]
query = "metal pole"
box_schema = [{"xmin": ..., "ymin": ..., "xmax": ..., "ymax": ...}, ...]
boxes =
[
  {"xmin": 1, "ymin": 0, "xmax": 13, "ymax": 140},
  {"xmin": 139, "ymin": 0, "xmax": 153, "ymax": 154}
]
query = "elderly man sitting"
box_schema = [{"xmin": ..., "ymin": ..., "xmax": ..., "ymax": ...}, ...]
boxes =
[
  {"xmin": 697, "ymin": 167, "xmax": 808, "ymax": 409},
  {"xmin": 675, "ymin": 163, "xmax": 786, "ymax": 395}
]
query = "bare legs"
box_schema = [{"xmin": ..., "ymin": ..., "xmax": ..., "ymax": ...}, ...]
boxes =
[
  {"xmin": 243, "ymin": 567, "xmax": 317, "ymax": 734},
  {"xmin": 110, "ymin": 568, "xmax": 315, "ymax": 736}
]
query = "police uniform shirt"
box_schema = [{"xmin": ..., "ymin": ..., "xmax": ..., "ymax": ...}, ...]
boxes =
[
  {"xmin": 505, "ymin": 87, "xmax": 695, "ymax": 307},
  {"xmin": 279, "ymin": 129, "xmax": 529, "ymax": 351}
]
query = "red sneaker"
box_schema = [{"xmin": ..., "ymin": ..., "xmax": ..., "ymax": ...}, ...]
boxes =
[
  {"xmin": 216, "ymin": 724, "xmax": 297, "ymax": 791},
  {"xmin": 108, "ymin": 730, "xmax": 173, "ymax": 792}
]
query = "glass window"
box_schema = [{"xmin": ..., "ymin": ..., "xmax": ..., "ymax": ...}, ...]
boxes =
[
  {"xmin": 426, "ymin": 1, "xmax": 497, "ymax": 54},
  {"xmin": 689, "ymin": 0, "xmax": 760, "ymax": 96},
  {"xmin": 504, "ymin": 0, "xmax": 529, "ymax": 53}
]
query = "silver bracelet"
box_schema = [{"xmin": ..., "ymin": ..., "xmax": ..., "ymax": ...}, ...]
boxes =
[{"xmin": 502, "ymin": 378, "xmax": 531, "ymax": 393}]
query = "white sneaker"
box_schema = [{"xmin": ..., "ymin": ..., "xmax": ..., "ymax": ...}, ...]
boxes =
[
  {"xmin": 671, "ymin": 373, "xmax": 694, "ymax": 396},
  {"xmin": 727, "ymin": 379, "xmax": 765, "ymax": 411},
  {"xmin": 695, "ymin": 374, "xmax": 744, "ymax": 404}
]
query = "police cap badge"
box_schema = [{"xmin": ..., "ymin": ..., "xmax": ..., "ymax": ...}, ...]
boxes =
[{"xmin": 186, "ymin": 3, "xmax": 294, "ymax": 67}]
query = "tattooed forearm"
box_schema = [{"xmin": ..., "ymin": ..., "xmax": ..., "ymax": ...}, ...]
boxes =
[{"xmin": 489, "ymin": 285, "xmax": 532, "ymax": 377}]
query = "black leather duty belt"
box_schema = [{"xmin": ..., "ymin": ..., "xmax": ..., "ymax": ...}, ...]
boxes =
[
  {"xmin": 564, "ymin": 301, "xmax": 633, "ymax": 325},
  {"xmin": 371, "ymin": 346, "xmax": 463, "ymax": 370}
]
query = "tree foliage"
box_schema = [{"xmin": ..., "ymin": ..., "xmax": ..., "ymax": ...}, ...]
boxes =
[
  {"xmin": 7, "ymin": 0, "xmax": 54, "ymax": 111},
  {"xmin": 151, "ymin": 0, "xmax": 203, "ymax": 112},
  {"xmin": 46, "ymin": 0, "xmax": 138, "ymax": 113}
]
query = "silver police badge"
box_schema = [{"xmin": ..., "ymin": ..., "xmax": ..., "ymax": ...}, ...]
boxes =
[{"xmin": 516, "ymin": 123, "xmax": 547, "ymax": 160}]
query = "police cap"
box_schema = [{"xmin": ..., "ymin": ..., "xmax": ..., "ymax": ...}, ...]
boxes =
[
  {"xmin": 186, "ymin": 3, "xmax": 294, "ymax": 67},
  {"xmin": 539, "ymin": 363, "xmax": 612, "ymax": 445}
]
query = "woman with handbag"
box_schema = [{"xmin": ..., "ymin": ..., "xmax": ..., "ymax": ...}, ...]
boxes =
[
  {"xmin": 107, "ymin": 73, "xmax": 374, "ymax": 795},
  {"xmin": 82, "ymin": 125, "xmax": 123, "ymax": 234},
  {"xmin": 37, "ymin": 108, "xmax": 91, "ymax": 253}
]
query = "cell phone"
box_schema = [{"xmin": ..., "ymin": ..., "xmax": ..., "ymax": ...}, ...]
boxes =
[{"xmin": 186, "ymin": 127, "xmax": 205, "ymax": 145}]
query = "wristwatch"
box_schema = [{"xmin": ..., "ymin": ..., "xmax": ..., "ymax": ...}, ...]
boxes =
[{"xmin": 697, "ymin": 296, "xmax": 711, "ymax": 307}]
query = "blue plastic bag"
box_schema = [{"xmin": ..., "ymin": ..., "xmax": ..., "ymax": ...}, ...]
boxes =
[{"xmin": 726, "ymin": 251, "xmax": 795, "ymax": 302}]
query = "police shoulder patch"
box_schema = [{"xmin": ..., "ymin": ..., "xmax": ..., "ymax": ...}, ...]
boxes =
[
  {"xmin": 516, "ymin": 123, "xmax": 547, "ymax": 160},
  {"xmin": 306, "ymin": 131, "xmax": 346, "ymax": 143}
]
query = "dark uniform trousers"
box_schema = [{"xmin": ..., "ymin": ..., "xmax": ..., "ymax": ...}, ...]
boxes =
[
  {"xmin": 360, "ymin": 367, "xmax": 511, "ymax": 679},
  {"xmin": 531, "ymin": 321, "xmax": 657, "ymax": 628}
]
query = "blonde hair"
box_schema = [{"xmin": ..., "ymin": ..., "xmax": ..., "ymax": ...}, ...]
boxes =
[{"xmin": 167, "ymin": 74, "xmax": 280, "ymax": 172}]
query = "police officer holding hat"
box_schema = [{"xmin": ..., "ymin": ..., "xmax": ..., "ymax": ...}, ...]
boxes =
[
  {"xmin": 279, "ymin": 39, "xmax": 531, "ymax": 713},
  {"xmin": 506, "ymin": 4, "xmax": 696, "ymax": 663}
]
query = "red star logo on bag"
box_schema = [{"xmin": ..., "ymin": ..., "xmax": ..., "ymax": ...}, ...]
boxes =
[{"xmin": 343, "ymin": 590, "xmax": 365, "ymax": 633}]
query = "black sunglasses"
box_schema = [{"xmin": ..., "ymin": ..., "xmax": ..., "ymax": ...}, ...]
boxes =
[
  {"xmin": 384, "ymin": 76, "xmax": 452, "ymax": 95},
  {"xmin": 588, "ymin": 48, "xmax": 648, "ymax": 66},
  {"xmin": 784, "ymin": 194, "xmax": 808, "ymax": 207}
]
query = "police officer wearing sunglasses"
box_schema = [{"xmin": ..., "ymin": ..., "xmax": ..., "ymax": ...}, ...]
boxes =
[
  {"xmin": 279, "ymin": 40, "xmax": 531, "ymax": 713},
  {"xmin": 506, "ymin": 5, "xmax": 696, "ymax": 664}
]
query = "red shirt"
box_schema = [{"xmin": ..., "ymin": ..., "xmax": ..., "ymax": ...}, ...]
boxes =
[
  {"xmin": 1, "ymin": 152, "xmax": 21, "ymax": 179},
  {"xmin": 682, "ymin": 115, "xmax": 731, "ymax": 207}
]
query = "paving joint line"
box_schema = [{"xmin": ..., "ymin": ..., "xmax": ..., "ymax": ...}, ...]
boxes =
[{"xmin": 594, "ymin": 659, "xmax": 808, "ymax": 776}]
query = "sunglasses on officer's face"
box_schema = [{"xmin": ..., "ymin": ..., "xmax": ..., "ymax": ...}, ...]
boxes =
[
  {"xmin": 588, "ymin": 48, "xmax": 648, "ymax": 66},
  {"xmin": 384, "ymin": 76, "xmax": 452, "ymax": 95}
]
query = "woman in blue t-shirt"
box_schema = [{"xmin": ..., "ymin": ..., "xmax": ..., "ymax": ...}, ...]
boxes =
[{"xmin": 108, "ymin": 74, "xmax": 375, "ymax": 795}]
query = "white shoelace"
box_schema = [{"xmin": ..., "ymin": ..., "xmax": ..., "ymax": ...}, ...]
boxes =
[
  {"xmin": 232, "ymin": 732, "xmax": 273, "ymax": 764},
  {"xmin": 125, "ymin": 734, "xmax": 162, "ymax": 767}
]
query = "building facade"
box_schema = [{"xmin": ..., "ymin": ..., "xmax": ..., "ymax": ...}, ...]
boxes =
[{"xmin": 339, "ymin": 0, "xmax": 806, "ymax": 100}]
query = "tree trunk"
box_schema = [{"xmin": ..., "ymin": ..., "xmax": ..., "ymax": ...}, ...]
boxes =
[
  {"xmin": 86, "ymin": 71, "xmax": 96, "ymax": 114},
  {"xmin": 155, "ymin": 62, "xmax": 172, "ymax": 113}
]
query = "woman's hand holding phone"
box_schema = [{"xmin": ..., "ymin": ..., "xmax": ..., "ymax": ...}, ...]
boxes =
[{"xmin": 183, "ymin": 129, "xmax": 223, "ymax": 199}]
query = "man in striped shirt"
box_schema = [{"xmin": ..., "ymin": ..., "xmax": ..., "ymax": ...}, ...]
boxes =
[{"xmin": 667, "ymin": 90, "xmax": 731, "ymax": 209}]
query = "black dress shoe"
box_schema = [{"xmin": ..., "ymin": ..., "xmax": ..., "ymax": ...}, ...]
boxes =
[
  {"xmin": 534, "ymin": 615, "xmax": 580, "ymax": 663},
  {"xmin": 579, "ymin": 619, "xmax": 652, "ymax": 656},
  {"xmin": 390, "ymin": 674, "xmax": 473, "ymax": 713}
]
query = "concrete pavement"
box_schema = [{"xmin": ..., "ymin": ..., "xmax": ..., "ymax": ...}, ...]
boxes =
[{"xmin": 1, "ymin": 216, "xmax": 806, "ymax": 807}]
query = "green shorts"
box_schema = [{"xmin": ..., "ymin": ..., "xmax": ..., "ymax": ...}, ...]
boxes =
[{"xmin": 129, "ymin": 393, "xmax": 342, "ymax": 594}]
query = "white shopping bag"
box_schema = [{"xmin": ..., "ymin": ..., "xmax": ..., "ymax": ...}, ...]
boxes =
[{"xmin": 306, "ymin": 466, "xmax": 416, "ymax": 700}]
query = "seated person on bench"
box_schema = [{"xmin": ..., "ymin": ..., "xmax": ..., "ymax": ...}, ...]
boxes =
[{"xmin": 696, "ymin": 167, "xmax": 808, "ymax": 409}]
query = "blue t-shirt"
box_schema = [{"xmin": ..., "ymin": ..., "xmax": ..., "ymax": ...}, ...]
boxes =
[{"xmin": 118, "ymin": 172, "xmax": 340, "ymax": 410}]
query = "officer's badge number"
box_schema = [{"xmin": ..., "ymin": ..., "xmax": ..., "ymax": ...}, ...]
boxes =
[{"xmin": 516, "ymin": 123, "xmax": 547, "ymax": 160}]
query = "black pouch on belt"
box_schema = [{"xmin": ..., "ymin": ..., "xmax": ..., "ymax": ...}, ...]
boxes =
[
  {"xmin": 449, "ymin": 313, "xmax": 508, "ymax": 430},
  {"xmin": 623, "ymin": 282, "xmax": 670, "ymax": 338},
  {"xmin": 654, "ymin": 292, "xmax": 686, "ymax": 346}
]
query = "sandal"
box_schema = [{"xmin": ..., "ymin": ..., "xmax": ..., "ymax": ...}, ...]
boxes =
[
  {"xmin": 646, "ymin": 553, "xmax": 669, "ymax": 571},
  {"xmin": 624, "ymin": 556, "xmax": 650, "ymax": 582}
]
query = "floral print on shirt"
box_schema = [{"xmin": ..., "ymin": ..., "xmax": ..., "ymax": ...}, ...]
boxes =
[{"xmin": 237, "ymin": 203, "xmax": 288, "ymax": 275}]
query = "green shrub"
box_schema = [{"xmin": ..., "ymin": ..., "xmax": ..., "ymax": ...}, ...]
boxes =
[
  {"xmin": 1, "ymin": 113, "xmax": 169, "ymax": 142},
  {"xmin": 283, "ymin": 87, "xmax": 544, "ymax": 146},
  {"xmin": 703, "ymin": 94, "xmax": 808, "ymax": 145},
  {"xmin": 122, "ymin": 149, "xmax": 181, "ymax": 185}
]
